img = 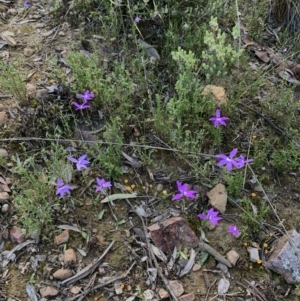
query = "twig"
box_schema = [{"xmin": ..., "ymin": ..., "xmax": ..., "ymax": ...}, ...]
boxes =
[
  {"xmin": 75, "ymin": 262, "xmax": 136, "ymax": 301},
  {"xmin": 204, "ymin": 279, "xmax": 216, "ymax": 301},
  {"xmin": 62, "ymin": 240, "xmax": 115, "ymax": 285}
]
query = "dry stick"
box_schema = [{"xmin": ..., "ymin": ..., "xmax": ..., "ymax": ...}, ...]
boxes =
[
  {"xmin": 236, "ymin": 281, "xmax": 267, "ymax": 301},
  {"xmin": 245, "ymin": 280, "xmax": 268, "ymax": 301},
  {"xmin": 133, "ymin": 210, "xmax": 180, "ymax": 301},
  {"xmin": 75, "ymin": 262, "xmax": 136, "ymax": 301},
  {"xmin": 204, "ymin": 279, "xmax": 216, "ymax": 301},
  {"xmin": 62, "ymin": 240, "xmax": 115, "ymax": 286},
  {"xmin": 0, "ymin": 137, "xmax": 213, "ymax": 157}
]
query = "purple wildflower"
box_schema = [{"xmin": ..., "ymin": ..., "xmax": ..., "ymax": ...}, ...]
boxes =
[
  {"xmin": 172, "ymin": 181, "xmax": 197, "ymax": 201},
  {"xmin": 72, "ymin": 101, "xmax": 90, "ymax": 110},
  {"xmin": 95, "ymin": 177, "xmax": 112, "ymax": 192},
  {"xmin": 24, "ymin": 1, "xmax": 31, "ymax": 8},
  {"xmin": 56, "ymin": 179, "xmax": 71, "ymax": 197},
  {"xmin": 228, "ymin": 225, "xmax": 240, "ymax": 237},
  {"xmin": 68, "ymin": 154, "xmax": 90, "ymax": 170},
  {"xmin": 134, "ymin": 16, "xmax": 141, "ymax": 23},
  {"xmin": 209, "ymin": 109, "xmax": 229, "ymax": 127},
  {"xmin": 198, "ymin": 208, "xmax": 222, "ymax": 225},
  {"xmin": 235, "ymin": 155, "xmax": 253, "ymax": 169},
  {"xmin": 215, "ymin": 148, "xmax": 239, "ymax": 172},
  {"xmin": 76, "ymin": 90, "xmax": 94, "ymax": 103}
]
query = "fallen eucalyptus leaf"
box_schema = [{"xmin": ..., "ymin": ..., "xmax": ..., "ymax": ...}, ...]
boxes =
[{"xmin": 101, "ymin": 193, "xmax": 137, "ymax": 203}]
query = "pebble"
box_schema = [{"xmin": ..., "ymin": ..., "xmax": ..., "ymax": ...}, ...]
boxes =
[
  {"xmin": 0, "ymin": 112, "xmax": 7, "ymax": 126},
  {"xmin": 53, "ymin": 268, "xmax": 73, "ymax": 280},
  {"xmin": 64, "ymin": 248, "xmax": 76, "ymax": 265},
  {"xmin": 169, "ymin": 280, "xmax": 184, "ymax": 297},
  {"xmin": 23, "ymin": 48, "xmax": 35, "ymax": 56},
  {"xmin": 1, "ymin": 203, "xmax": 9, "ymax": 213},
  {"xmin": 54, "ymin": 229, "xmax": 69, "ymax": 245},
  {"xmin": 226, "ymin": 249, "xmax": 240, "ymax": 266},
  {"xmin": 40, "ymin": 286, "xmax": 58, "ymax": 297}
]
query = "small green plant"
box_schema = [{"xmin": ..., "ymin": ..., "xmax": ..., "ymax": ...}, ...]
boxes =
[
  {"xmin": 12, "ymin": 155, "xmax": 53, "ymax": 238},
  {"xmin": 0, "ymin": 58, "xmax": 27, "ymax": 103},
  {"xmin": 201, "ymin": 17, "xmax": 242, "ymax": 80},
  {"xmin": 295, "ymin": 284, "xmax": 300, "ymax": 296},
  {"xmin": 240, "ymin": 197, "xmax": 270, "ymax": 234},
  {"xmin": 223, "ymin": 170, "xmax": 244, "ymax": 198}
]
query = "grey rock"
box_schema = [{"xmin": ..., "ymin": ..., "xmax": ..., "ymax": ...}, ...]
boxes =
[{"xmin": 266, "ymin": 230, "xmax": 300, "ymax": 284}]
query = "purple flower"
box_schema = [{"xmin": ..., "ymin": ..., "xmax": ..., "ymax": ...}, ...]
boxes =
[
  {"xmin": 235, "ymin": 155, "xmax": 253, "ymax": 169},
  {"xmin": 228, "ymin": 225, "xmax": 240, "ymax": 237},
  {"xmin": 96, "ymin": 177, "xmax": 112, "ymax": 192},
  {"xmin": 24, "ymin": 1, "xmax": 31, "ymax": 8},
  {"xmin": 76, "ymin": 90, "xmax": 94, "ymax": 103},
  {"xmin": 215, "ymin": 148, "xmax": 239, "ymax": 172},
  {"xmin": 134, "ymin": 16, "xmax": 141, "ymax": 23},
  {"xmin": 68, "ymin": 154, "xmax": 90, "ymax": 170},
  {"xmin": 56, "ymin": 179, "xmax": 71, "ymax": 197},
  {"xmin": 198, "ymin": 208, "xmax": 222, "ymax": 225},
  {"xmin": 209, "ymin": 109, "xmax": 229, "ymax": 127},
  {"xmin": 172, "ymin": 181, "xmax": 197, "ymax": 201},
  {"xmin": 72, "ymin": 101, "xmax": 90, "ymax": 110}
]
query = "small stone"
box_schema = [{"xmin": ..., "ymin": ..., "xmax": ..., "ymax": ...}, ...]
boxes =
[
  {"xmin": 70, "ymin": 286, "xmax": 81, "ymax": 294},
  {"xmin": 178, "ymin": 293, "xmax": 195, "ymax": 301},
  {"xmin": 216, "ymin": 262, "xmax": 228, "ymax": 274},
  {"xmin": 54, "ymin": 229, "xmax": 69, "ymax": 245},
  {"xmin": 207, "ymin": 183, "xmax": 227, "ymax": 214},
  {"xmin": 58, "ymin": 31, "xmax": 66, "ymax": 36},
  {"xmin": 0, "ymin": 112, "xmax": 7, "ymax": 126},
  {"xmin": 98, "ymin": 267, "xmax": 106, "ymax": 276},
  {"xmin": 26, "ymin": 83, "xmax": 36, "ymax": 99},
  {"xmin": 0, "ymin": 192, "xmax": 9, "ymax": 200},
  {"xmin": 64, "ymin": 248, "xmax": 76, "ymax": 265},
  {"xmin": 156, "ymin": 184, "xmax": 163, "ymax": 192},
  {"xmin": 36, "ymin": 23, "xmax": 45, "ymax": 28},
  {"xmin": 158, "ymin": 288, "xmax": 169, "ymax": 299},
  {"xmin": 53, "ymin": 268, "xmax": 73, "ymax": 280},
  {"xmin": 248, "ymin": 247, "xmax": 260, "ymax": 262},
  {"xmin": 169, "ymin": 280, "xmax": 184, "ymax": 297},
  {"xmin": 192, "ymin": 263, "xmax": 201, "ymax": 271},
  {"xmin": 1, "ymin": 203, "xmax": 9, "ymax": 213},
  {"xmin": 0, "ymin": 149, "xmax": 8, "ymax": 158},
  {"xmin": 40, "ymin": 286, "xmax": 58, "ymax": 297},
  {"xmin": 23, "ymin": 48, "xmax": 35, "ymax": 57},
  {"xmin": 10, "ymin": 226, "xmax": 25, "ymax": 243},
  {"xmin": 7, "ymin": 8, "xmax": 18, "ymax": 15},
  {"xmin": 226, "ymin": 250, "xmax": 240, "ymax": 266}
]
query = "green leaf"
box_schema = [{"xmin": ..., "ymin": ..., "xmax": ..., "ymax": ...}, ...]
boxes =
[
  {"xmin": 197, "ymin": 251, "xmax": 209, "ymax": 266},
  {"xmin": 101, "ymin": 193, "xmax": 137, "ymax": 203},
  {"xmin": 81, "ymin": 231, "xmax": 87, "ymax": 239},
  {"xmin": 179, "ymin": 250, "xmax": 188, "ymax": 259},
  {"xmin": 98, "ymin": 209, "xmax": 106, "ymax": 220}
]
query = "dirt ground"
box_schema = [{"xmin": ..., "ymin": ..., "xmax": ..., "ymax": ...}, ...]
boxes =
[{"xmin": 1, "ymin": 1, "xmax": 300, "ymax": 301}]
